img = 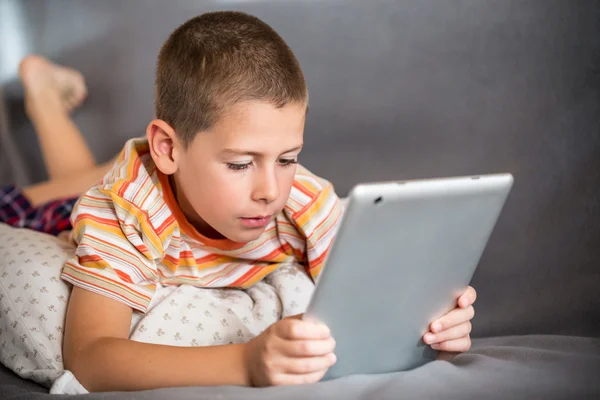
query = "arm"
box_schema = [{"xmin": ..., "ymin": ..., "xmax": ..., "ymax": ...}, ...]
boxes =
[
  {"xmin": 63, "ymin": 286, "xmax": 249, "ymax": 392},
  {"xmin": 63, "ymin": 287, "xmax": 336, "ymax": 392}
]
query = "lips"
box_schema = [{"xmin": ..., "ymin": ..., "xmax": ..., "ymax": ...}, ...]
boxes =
[{"xmin": 239, "ymin": 215, "xmax": 272, "ymax": 228}]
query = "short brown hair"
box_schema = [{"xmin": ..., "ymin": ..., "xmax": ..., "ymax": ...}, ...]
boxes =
[{"xmin": 155, "ymin": 11, "xmax": 308, "ymax": 147}]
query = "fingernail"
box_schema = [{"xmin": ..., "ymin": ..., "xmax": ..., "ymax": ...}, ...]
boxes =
[
  {"xmin": 424, "ymin": 333, "xmax": 435, "ymax": 344},
  {"xmin": 432, "ymin": 322, "xmax": 442, "ymax": 333},
  {"xmin": 330, "ymin": 354, "xmax": 337, "ymax": 365},
  {"xmin": 431, "ymin": 344, "xmax": 440, "ymax": 350}
]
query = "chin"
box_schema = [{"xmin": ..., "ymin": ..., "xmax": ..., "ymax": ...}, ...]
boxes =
[{"xmin": 225, "ymin": 229, "xmax": 265, "ymax": 243}]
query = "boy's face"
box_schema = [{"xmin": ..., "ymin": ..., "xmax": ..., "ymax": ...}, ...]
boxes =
[{"xmin": 161, "ymin": 101, "xmax": 306, "ymax": 243}]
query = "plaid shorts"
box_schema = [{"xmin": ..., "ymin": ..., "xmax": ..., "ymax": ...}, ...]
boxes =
[{"xmin": 0, "ymin": 185, "xmax": 78, "ymax": 236}]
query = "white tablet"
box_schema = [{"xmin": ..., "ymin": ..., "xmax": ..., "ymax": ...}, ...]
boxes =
[{"xmin": 304, "ymin": 174, "xmax": 514, "ymax": 380}]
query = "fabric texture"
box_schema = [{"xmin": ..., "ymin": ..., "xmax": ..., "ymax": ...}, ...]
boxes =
[
  {"xmin": 2, "ymin": 335, "xmax": 599, "ymax": 399},
  {"xmin": 0, "ymin": 185, "xmax": 77, "ymax": 236},
  {"xmin": 61, "ymin": 137, "xmax": 343, "ymax": 313},
  {"xmin": 0, "ymin": 223, "xmax": 316, "ymax": 393},
  {"xmin": 0, "ymin": 223, "xmax": 72, "ymax": 388}
]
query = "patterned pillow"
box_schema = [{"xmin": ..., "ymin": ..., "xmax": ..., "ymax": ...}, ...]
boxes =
[{"xmin": 0, "ymin": 223, "xmax": 73, "ymax": 387}]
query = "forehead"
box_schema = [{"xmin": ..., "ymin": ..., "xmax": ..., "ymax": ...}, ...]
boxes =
[{"xmin": 205, "ymin": 101, "xmax": 306, "ymax": 149}]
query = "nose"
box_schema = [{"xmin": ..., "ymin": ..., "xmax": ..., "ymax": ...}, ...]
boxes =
[{"xmin": 252, "ymin": 166, "xmax": 280, "ymax": 204}]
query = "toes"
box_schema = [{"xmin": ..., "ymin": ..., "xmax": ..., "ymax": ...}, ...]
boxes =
[
  {"xmin": 18, "ymin": 54, "xmax": 88, "ymax": 112},
  {"xmin": 66, "ymin": 71, "xmax": 88, "ymax": 109}
]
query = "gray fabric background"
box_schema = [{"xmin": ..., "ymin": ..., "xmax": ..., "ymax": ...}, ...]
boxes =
[{"xmin": 0, "ymin": 0, "xmax": 599, "ymax": 398}]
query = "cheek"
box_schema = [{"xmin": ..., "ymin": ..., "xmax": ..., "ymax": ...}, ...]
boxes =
[
  {"xmin": 202, "ymin": 167, "xmax": 249, "ymax": 205},
  {"xmin": 180, "ymin": 162, "xmax": 233, "ymax": 202},
  {"xmin": 278, "ymin": 168, "xmax": 297, "ymax": 199}
]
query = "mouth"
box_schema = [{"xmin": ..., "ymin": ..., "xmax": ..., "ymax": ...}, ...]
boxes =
[{"xmin": 239, "ymin": 215, "xmax": 272, "ymax": 228}]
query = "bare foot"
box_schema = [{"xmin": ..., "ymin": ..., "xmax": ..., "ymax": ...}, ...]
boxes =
[{"xmin": 19, "ymin": 55, "xmax": 88, "ymax": 114}]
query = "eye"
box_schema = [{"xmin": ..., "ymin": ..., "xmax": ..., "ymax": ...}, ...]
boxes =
[
  {"xmin": 227, "ymin": 162, "xmax": 251, "ymax": 172},
  {"xmin": 278, "ymin": 159, "xmax": 298, "ymax": 167}
]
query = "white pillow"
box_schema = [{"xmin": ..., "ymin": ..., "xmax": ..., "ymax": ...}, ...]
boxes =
[{"xmin": 0, "ymin": 223, "xmax": 74, "ymax": 387}]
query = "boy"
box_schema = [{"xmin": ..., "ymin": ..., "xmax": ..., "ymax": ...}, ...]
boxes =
[{"xmin": 58, "ymin": 11, "xmax": 476, "ymax": 391}]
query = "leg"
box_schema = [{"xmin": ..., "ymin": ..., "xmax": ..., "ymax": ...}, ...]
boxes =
[
  {"xmin": 22, "ymin": 159, "xmax": 114, "ymax": 206},
  {"xmin": 19, "ymin": 55, "xmax": 95, "ymax": 181}
]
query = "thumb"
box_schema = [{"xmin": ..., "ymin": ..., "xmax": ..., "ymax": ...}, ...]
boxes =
[{"xmin": 292, "ymin": 313, "xmax": 328, "ymax": 331}]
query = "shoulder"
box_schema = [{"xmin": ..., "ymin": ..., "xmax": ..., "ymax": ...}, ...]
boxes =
[
  {"xmin": 82, "ymin": 137, "xmax": 167, "ymax": 215},
  {"xmin": 284, "ymin": 164, "xmax": 340, "ymax": 221},
  {"xmin": 74, "ymin": 137, "xmax": 170, "ymax": 233},
  {"xmin": 71, "ymin": 138, "xmax": 171, "ymax": 258}
]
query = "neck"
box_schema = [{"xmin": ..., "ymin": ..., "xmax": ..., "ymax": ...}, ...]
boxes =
[{"xmin": 168, "ymin": 174, "xmax": 225, "ymax": 240}]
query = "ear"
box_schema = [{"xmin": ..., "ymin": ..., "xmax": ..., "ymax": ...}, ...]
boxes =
[{"xmin": 146, "ymin": 119, "xmax": 181, "ymax": 175}]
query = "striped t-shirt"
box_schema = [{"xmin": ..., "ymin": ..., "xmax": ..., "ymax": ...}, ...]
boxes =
[{"xmin": 61, "ymin": 138, "xmax": 343, "ymax": 313}]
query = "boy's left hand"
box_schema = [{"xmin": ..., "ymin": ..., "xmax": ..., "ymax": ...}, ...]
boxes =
[{"xmin": 423, "ymin": 286, "xmax": 477, "ymax": 355}]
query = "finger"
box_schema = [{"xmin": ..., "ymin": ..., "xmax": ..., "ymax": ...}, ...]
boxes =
[
  {"xmin": 458, "ymin": 286, "xmax": 477, "ymax": 308},
  {"xmin": 424, "ymin": 321, "xmax": 471, "ymax": 345},
  {"xmin": 281, "ymin": 338, "xmax": 336, "ymax": 357},
  {"xmin": 431, "ymin": 336, "xmax": 471, "ymax": 352},
  {"xmin": 282, "ymin": 353, "xmax": 337, "ymax": 375},
  {"xmin": 275, "ymin": 318, "xmax": 331, "ymax": 340},
  {"xmin": 430, "ymin": 305, "xmax": 474, "ymax": 333},
  {"xmin": 272, "ymin": 369, "xmax": 328, "ymax": 386}
]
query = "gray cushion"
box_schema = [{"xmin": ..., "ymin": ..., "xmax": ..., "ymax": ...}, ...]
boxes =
[{"xmin": 1, "ymin": 335, "xmax": 599, "ymax": 399}]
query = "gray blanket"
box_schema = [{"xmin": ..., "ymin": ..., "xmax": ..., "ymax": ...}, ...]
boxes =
[{"xmin": 2, "ymin": 335, "xmax": 599, "ymax": 399}]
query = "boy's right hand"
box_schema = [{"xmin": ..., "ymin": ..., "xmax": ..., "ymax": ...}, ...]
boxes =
[{"xmin": 244, "ymin": 315, "xmax": 336, "ymax": 386}]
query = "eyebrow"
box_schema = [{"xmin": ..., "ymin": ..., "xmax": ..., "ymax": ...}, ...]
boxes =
[{"xmin": 220, "ymin": 145, "xmax": 303, "ymax": 157}]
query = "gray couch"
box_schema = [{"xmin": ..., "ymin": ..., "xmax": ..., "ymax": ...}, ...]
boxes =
[{"xmin": 1, "ymin": 0, "xmax": 599, "ymax": 398}]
